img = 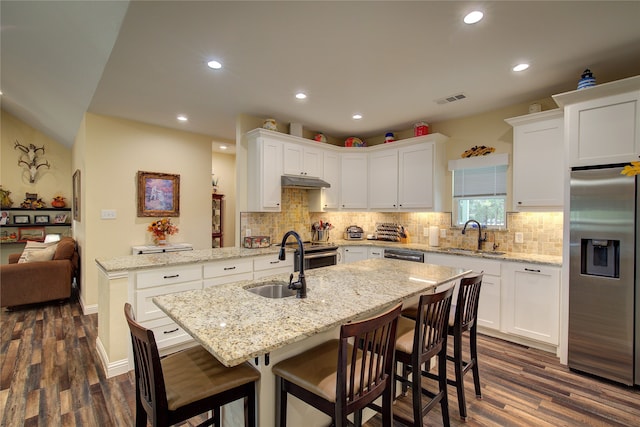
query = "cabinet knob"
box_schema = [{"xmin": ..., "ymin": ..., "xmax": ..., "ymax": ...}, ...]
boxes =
[{"xmin": 518, "ymin": 201, "xmax": 522, "ymax": 205}]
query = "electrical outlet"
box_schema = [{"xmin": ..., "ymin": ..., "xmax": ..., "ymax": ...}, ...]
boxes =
[
  {"xmin": 515, "ymin": 232, "xmax": 524, "ymax": 244},
  {"xmin": 423, "ymin": 227, "xmax": 429, "ymax": 237},
  {"xmin": 101, "ymin": 209, "xmax": 117, "ymax": 219},
  {"xmin": 246, "ymin": 229, "xmax": 251, "ymax": 237},
  {"xmin": 440, "ymin": 229, "xmax": 447, "ymax": 238}
]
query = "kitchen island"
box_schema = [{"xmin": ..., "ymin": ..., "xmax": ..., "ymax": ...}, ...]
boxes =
[{"xmin": 153, "ymin": 258, "xmax": 469, "ymax": 426}]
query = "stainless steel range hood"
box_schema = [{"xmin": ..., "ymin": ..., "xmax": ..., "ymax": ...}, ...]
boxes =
[{"xmin": 281, "ymin": 175, "xmax": 331, "ymax": 189}]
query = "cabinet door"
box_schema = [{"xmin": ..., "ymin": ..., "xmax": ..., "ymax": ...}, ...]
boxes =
[
  {"xmin": 322, "ymin": 151, "xmax": 340, "ymax": 209},
  {"xmin": 398, "ymin": 143, "xmax": 435, "ymax": 209},
  {"xmin": 367, "ymin": 247, "xmax": 384, "ymax": 258},
  {"xmin": 283, "ymin": 143, "xmax": 323, "ymax": 178},
  {"xmin": 503, "ymin": 263, "xmax": 560, "ymax": 345},
  {"xmin": 340, "ymin": 153, "xmax": 368, "ymax": 209},
  {"xmin": 248, "ymin": 136, "xmax": 282, "ymax": 211},
  {"xmin": 512, "ymin": 114, "xmax": 564, "ymax": 209},
  {"xmin": 368, "ymin": 149, "xmax": 398, "ymax": 209},
  {"xmin": 343, "ymin": 246, "xmax": 367, "ymax": 263},
  {"xmin": 567, "ymin": 91, "xmax": 640, "ymax": 166}
]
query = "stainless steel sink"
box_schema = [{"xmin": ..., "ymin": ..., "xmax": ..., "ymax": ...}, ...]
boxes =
[{"xmin": 245, "ymin": 281, "xmax": 297, "ymax": 299}]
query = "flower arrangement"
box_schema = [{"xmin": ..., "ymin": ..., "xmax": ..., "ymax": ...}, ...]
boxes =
[{"xmin": 148, "ymin": 218, "xmax": 179, "ymax": 245}]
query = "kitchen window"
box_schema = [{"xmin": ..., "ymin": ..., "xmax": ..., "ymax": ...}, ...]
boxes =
[{"xmin": 449, "ymin": 154, "xmax": 509, "ymax": 228}]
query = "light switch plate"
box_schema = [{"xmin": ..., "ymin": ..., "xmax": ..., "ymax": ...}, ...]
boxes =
[
  {"xmin": 440, "ymin": 229, "xmax": 447, "ymax": 238},
  {"xmin": 246, "ymin": 229, "xmax": 251, "ymax": 237},
  {"xmin": 423, "ymin": 227, "xmax": 429, "ymax": 237},
  {"xmin": 515, "ymin": 232, "xmax": 524, "ymax": 243},
  {"xmin": 101, "ymin": 209, "xmax": 117, "ymax": 219}
]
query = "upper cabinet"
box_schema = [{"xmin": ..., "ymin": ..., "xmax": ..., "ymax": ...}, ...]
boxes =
[
  {"xmin": 247, "ymin": 130, "xmax": 283, "ymax": 212},
  {"xmin": 553, "ymin": 75, "xmax": 640, "ymax": 167},
  {"xmin": 367, "ymin": 134, "xmax": 447, "ymax": 211},
  {"xmin": 283, "ymin": 142, "xmax": 323, "ymax": 178},
  {"xmin": 246, "ymin": 128, "xmax": 449, "ymax": 212},
  {"xmin": 506, "ymin": 109, "xmax": 564, "ymax": 210}
]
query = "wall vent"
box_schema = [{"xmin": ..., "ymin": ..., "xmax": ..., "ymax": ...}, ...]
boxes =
[{"xmin": 435, "ymin": 93, "xmax": 467, "ymax": 105}]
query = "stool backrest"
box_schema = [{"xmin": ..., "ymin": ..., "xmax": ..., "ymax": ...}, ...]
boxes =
[
  {"xmin": 337, "ymin": 303, "xmax": 402, "ymax": 417},
  {"xmin": 453, "ymin": 274, "xmax": 484, "ymax": 333},
  {"xmin": 124, "ymin": 303, "xmax": 169, "ymax": 419},
  {"xmin": 414, "ymin": 286, "xmax": 455, "ymax": 362}
]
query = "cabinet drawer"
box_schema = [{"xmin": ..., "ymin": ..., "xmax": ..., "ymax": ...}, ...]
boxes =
[
  {"xmin": 136, "ymin": 265, "xmax": 202, "ymax": 289},
  {"xmin": 203, "ymin": 258, "xmax": 253, "ymax": 279},
  {"xmin": 253, "ymin": 255, "xmax": 293, "ymax": 271},
  {"xmin": 136, "ymin": 281, "xmax": 202, "ymax": 322},
  {"xmin": 143, "ymin": 317, "xmax": 193, "ymax": 350},
  {"xmin": 427, "ymin": 253, "xmax": 501, "ymax": 276}
]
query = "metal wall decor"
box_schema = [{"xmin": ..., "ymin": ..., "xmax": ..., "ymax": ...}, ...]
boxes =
[{"xmin": 14, "ymin": 140, "xmax": 50, "ymax": 183}]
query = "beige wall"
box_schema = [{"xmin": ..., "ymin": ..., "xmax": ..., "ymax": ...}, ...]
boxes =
[
  {"xmin": 78, "ymin": 113, "xmax": 214, "ymax": 310},
  {"xmin": 1, "ymin": 109, "xmax": 73, "ymax": 263},
  {"xmin": 212, "ymin": 151, "xmax": 236, "ymax": 247}
]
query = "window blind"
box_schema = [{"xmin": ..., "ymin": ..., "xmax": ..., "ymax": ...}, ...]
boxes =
[{"xmin": 448, "ymin": 153, "xmax": 509, "ymax": 197}]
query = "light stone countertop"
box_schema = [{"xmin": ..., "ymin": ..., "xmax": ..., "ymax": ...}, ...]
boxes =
[
  {"xmin": 153, "ymin": 258, "xmax": 470, "ymax": 367},
  {"xmin": 95, "ymin": 240, "xmax": 561, "ymax": 273}
]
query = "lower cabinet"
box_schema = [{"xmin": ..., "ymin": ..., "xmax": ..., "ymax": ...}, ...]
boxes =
[
  {"xmin": 203, "ymin": 258, "xmax": 253, "ymax": 288},
  {"xmin": 502, "ymin": 262, "xmax": 560, "ymax": 346},
  {"xmin": 367, "ymin": 247, "xmax": 384, "ymax": 258},
  {"xmin": 253, "ymin": 254, "xmax": 294, "ymax": 279},
  {"xmin": 343, "ymin": 246, "xmax": 368, "ymax": 263},
  {"xmin": 426, "ymin": 253, "xmax": 501, "ymax": 332}
]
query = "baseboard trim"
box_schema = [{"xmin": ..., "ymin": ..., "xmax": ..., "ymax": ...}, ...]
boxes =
[
  {"xmin": 79, "ymin": 293, "xmax": 98, "ymax": 315},
  {"xmin": 96, "ymin": 337, "xmax": 130, "ymax": 378}
]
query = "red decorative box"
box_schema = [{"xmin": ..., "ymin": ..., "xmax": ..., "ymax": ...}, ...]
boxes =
[{"xmin": 414, "ymin": 122, "xmax": 429, "ymax": 136}]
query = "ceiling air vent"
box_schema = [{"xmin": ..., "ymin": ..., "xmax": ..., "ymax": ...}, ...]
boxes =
[{"xmin": 435, "ymin": 93, "xmax": 467, "ymax": 105}]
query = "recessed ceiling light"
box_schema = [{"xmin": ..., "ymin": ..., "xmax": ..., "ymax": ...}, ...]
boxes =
[
  {"xmin": 220, "ymin": 145, "xmax": 228, "ymax": 150},
  {"xmin": 177, "ymin": 115, "xmax": 188, "ymax": 122},
  {"xmin": 464, "ymin": 11, "xmax": 484, "ymax": 24},
  {"xmin": 207, "ymin": 60, "xmax": 222, "ymax": 69},
  {"xmin": 352, "ymin": 114, "xmax": 363, "ymax": 120},
  {"xmin": 513, "ymin": 63, "xmax": 530, "ymax": 72},
  {"xmin": 295, "ymin": 92, "xmax": 307, "ymax": 100}
]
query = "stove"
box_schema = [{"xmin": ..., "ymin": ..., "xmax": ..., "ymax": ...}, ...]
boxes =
[{"xmin": 286, "ymin": 241, "xmax": 338, "ymax": 270}]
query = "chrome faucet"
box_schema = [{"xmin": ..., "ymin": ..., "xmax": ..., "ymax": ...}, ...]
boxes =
[
  {"xmin": 462, "ymin": 219, "xmax": 487, "ymax": 251},
  {"xmin": 278, "ymin": 230, "xmax": 307, "ymax": 298}
]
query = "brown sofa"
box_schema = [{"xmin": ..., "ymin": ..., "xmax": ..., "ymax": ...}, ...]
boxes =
[{"xmin": 1, "ymin": 237, "xmax": 79, "ymax": 308}]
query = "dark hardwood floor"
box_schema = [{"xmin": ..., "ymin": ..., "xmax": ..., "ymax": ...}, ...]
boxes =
[{"xmin": 2, "ymin": 293, "xmax": 639, "ymax": 426}]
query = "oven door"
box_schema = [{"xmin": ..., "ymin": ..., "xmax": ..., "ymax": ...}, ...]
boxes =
[{"xmin": 295, "ymin": 251, "xmax": 338, "ymax": 271}]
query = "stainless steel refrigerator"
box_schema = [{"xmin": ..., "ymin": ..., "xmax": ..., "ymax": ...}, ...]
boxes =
[{"xmin": 569, "ymin": 165, "xmax": 639, "ymax": 386}]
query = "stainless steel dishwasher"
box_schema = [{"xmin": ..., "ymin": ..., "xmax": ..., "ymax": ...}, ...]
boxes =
[{"xmin": 383, "ymin": 248, "xmax": 424, "ymax": 263}]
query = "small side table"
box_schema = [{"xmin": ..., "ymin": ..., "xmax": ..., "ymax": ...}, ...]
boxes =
[{"xmin": 131, "ymin": 243, "xmax": 193, "ymax": 255}]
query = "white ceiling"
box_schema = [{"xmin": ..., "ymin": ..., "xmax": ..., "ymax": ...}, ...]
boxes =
[{"xmin": 2, "ymin": 1, "xmax": 640, "ymax": 153}]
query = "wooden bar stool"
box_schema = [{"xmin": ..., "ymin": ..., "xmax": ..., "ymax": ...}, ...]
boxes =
[
  {"xmin": 413, "ymin": 274, "xmax": 484, "ymax": 420},
  {"xmin": 394, "ymin": 286, "xmax": 455, "ymax": 426},
  {"xmin": 272, "ymin": 303, "xmax": 402, "ymax": 427},
  {"xmin": 124, "ymin": 303, "xmax": 260, "ymax": 427}
]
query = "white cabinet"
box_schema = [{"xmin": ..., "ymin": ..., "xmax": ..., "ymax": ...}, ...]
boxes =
[
  {"xmin": 368, "ymin": 149, "xmax": 398, "ymax": 209},
  {"xmin": 553, "ymin": 75, "xmax": 640, "ymax": 167},
  {"xmin": 340, "ymin": 152, "xmax": 368, "ymax": 209},
  {"xmin": 283, "ymin": 142, "xmax": 323, "ymax": 178},
  {"xmin": 253, "ymin": 254, "xmax": 294, "ymax": 279},
  {"xmin": 506, "ymin": 109, "xmax": 564, "ymax": 210},
  {"xmin": 133, "ymin": 265, "xmax": 203, "ymax": 352},
  {"xmin": 398, "ymin": 141, "xmax": 442, "ymax": 210},
  {"xmin": 343, "ymin": 246, "xmax": 368, "ymax": 263},
  {"xmin": 367, "ymin": 247, "xmax": 384, "ymax": 258},
  {"xmin": 426, "ymin": 253, "xmax": 501, "ymax": 331},
  {"xmin": 203, "ymin": 258, "xmax": 254, "ymax": 288},
  {"xmin": 502, "ymin": 262, "xmax": 560, "ymax": 345},
  {"xmin": 247, "ymin": 130, "xmax": 283, "ymax": 212},
  {"xmin": 309, "ymin": 150, "xmax": 341, "ymax": 212}
]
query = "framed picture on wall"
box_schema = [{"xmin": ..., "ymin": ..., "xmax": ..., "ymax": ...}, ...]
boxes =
[
  {"xmin": 14, "ymin": 215, "xmax": 30, "ymax": 224},
  {"xmin": 73, "ymin": 169, "xmax": 81, "ymax": 221},
  {"xmin": 18, "ymin": 227, "xmax": 45, "ymax": 242},
  {"xmin": 137, "ymin": 171, "xmax": 180, "ymax": 217},
  {"xmin": 0, "ymin": 211, "xmax": 9, "ymax": 225},
  {"xmin": 34, "ymin": 215, "xmax": 50, "ymax": 224}
]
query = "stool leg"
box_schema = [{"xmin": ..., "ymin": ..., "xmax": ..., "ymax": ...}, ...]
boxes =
[
  {"xmin": 276, "ymin": 377, "xmax": 287, "ymax": 427},
  {"xmin": 411, "ymin": 362, "xmax": 423, "ymax": 426},
  {"xmin": 247, "ymin": 386, "xmax": 257, "ymax": 427},
  {"xmin": 381, "ymin": 383, "xmax": 393, "ymax": 427},
  {"xmin": 135, "ymin": 396, "xmax": 147, "ymax": 427},
  {"xmin": 438, "ymin": 351, "xmax": 451, "ymax": 427},
  {"xmin": 470, "ymin": 327, "xmax": 482, "ymax": 398},
  {"xmin": 453, "ymin": 331, "xmax": 467, "ymax": 420}
]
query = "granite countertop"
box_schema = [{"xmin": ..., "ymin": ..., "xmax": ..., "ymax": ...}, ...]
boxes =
[
  {"xmin": 333, "ymin": 239, "xmax": 562, "ymax": 266},
  {"xmin": 153, "ymin": 258, "xmax": 470, "ymax": 367},
  {"xmin": 96, "ymin": 239, "xmax": 561, "ymax": 273}
]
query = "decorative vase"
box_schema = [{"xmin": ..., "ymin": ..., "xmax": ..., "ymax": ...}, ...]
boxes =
[
  {"xmin": 52, "ymin": 197, "xmax": 66, "ymax": 208},
  {"xmin": 154, "ymin": 233, "xmax": 167, "ymax": 246}
]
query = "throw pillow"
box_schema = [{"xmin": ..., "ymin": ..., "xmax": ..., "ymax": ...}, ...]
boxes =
[{"xmin": 18, "ymin": 241, "xmax": 59, "ymax": 263}]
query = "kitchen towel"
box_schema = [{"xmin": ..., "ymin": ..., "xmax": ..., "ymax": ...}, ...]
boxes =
[{"xmin": 429, "ymin": 226, "xmax": 440, "ymax": 247}]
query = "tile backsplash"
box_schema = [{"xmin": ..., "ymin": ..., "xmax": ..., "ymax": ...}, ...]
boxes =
[{"xmin": 241, "ymin": 188, "xmax": 562, "ymax": 256}]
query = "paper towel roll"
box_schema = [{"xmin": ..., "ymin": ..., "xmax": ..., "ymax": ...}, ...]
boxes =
[{"xmin": 429, "ymin": 226, "xmax": 439, "ymax": 247}]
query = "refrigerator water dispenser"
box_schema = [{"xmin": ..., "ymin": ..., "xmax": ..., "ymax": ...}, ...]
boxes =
[{"xmin": 581, "ymin": 239, "xmax": 619, "ymax": 278}]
